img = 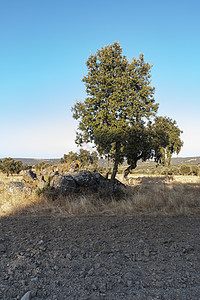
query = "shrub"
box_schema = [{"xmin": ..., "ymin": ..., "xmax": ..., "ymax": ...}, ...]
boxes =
[
  {"xmin": 172, "ymin": 167, "xmax": 180, "ymax": 175},
  {"xmin": 190, "ymin": 165, "xmax": 199, "ymax": 176},
  {"xmin": 35, "ymin": 183, "xmax": 56, "ymax": 199},
  {"xmin": 35, "ymin": 162, "xmax": 52, "ymax": 171},
  {"xmin": 179, "ymin": 165, "xmax": 191, "ymax": 175},
  {"xmin": 0, "ymin": 158, "xmax": 23, "ymax": 176}
]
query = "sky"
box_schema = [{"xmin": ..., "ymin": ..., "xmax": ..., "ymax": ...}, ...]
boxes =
[{"xmin": 0, "ymin": 0, "xmax": 200, "ymax": 158}]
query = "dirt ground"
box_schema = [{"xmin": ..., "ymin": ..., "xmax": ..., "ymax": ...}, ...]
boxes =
[{"xmin": 0, "ymin": 216, "xmax": 200, "ymax": 300}]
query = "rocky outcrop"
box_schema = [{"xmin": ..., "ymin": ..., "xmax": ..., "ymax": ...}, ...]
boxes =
[
  {"xmin": 7, "ymin": 169, "xmax": 123, "ymax": 196},
  {"xmin": 49, "ymin": 171, "xmax": 107, "ymax": 195}
]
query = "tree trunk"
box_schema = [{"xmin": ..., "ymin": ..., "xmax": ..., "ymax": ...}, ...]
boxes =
[
  {"xmin": 124, "ymin": 161, "xmax": 137, "ymax": 179},
  {"xmin": 110, "ymin": 142, "xmax": 121, "ymax": 190}
]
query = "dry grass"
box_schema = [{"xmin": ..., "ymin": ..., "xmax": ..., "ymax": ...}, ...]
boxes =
[{"xmin": 0, "ymin": 172, "xmax": 200, "ymax": 217}]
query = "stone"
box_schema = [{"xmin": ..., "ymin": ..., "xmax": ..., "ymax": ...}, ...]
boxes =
[
  {"xmin": 127, "ymin": 280, "xmax": 133, "ymax": 287},
  {"xmin": 183, "ymin": 244, "xmax": 194, "ymax": 253},
  {"xmin": 23, "ymin": 170, "xmax": 37, "ymax": 181},
  {"xmin": 50, "ymin": 174, "xmax": 78, "ymax": 195},
  {"xmin": 37, "ymin": 178, "xmax": 47, "ymax": 189},
  {"xmin": 71, "ymin": 170, "xmax": 99, "ymax": 189},
  {"xmin": 144, "ymin": 249, "xmax": 150, "ymax": 257},
  {"xmin": 94, "ymin": 263, "xmax": 101, "ymax": 269},
  {"xmin": 21, "ymin": 291, "xmax": 31, "ymax": 300},
  {"xmin": 30, "ymin": 277, "xmax": 38, "ymax": 281},
  {"xmin": 6, "ymin": 182, "xmax": 32, "ymax": 195},
  {"xmin": 38, "ymin": 240, "xmax": 44, "ymax": 245}
]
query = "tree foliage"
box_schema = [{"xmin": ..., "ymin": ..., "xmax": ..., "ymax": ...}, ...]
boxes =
[
  {"xmin": 0, "ymin": 157, "xmax": 23, "ymax": 176},
  {"xmin": 34, "ymin": 162, "xmax": 52, "ymax": 171},
  {"xmin": 60, "ymin": 150, "xmax": 98, "ymax": 168},
  {"xmin": 151, "ymin": 116, "xmax": 183, "ymax": 166},
  {"xmin": 72, "ymin": 42, "xmax": 183, "ymax": 182}
]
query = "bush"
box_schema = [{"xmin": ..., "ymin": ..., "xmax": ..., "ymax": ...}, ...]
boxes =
[
  {"xmin": 0, "ymin": 158, "xmax": 23, "ymax": 176},
  {"xmin": 179, "ymin": 165, "xmax": 191, "ymax": 175},
  {"xmin": 35, "ymin": 162, "xmax": 52, "ymax": 171},
  {"xmin": 190, "ymin": 165, "xmax": 199, "ymax": 176},
  {"xmin": 170, "ymin": 167, "xmax": 180, "ymax": 175},
  {"xmin": 35, "ymin": 183, "xmax": 56, "ymax": 199}
]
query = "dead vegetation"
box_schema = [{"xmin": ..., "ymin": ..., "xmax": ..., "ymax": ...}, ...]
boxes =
[{"xmin": 0, "ymin": 172, "xmax": 200, "ymax": 217}]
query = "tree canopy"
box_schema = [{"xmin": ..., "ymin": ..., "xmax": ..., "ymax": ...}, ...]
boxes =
[
  {"xmin": 0, "ymin": 157, "xmax": 23, "ymax": 176},
  {"xmin": 60, "ymin": 150, "xmax": 98, "ymax": 168},
  {"xmin": 72, "ymin": 42, "xmax": 183, "ymax": 183}
]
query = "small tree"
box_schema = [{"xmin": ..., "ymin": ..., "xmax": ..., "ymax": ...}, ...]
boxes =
[
  {"xmin": 180, "ymin": 164, "xmax": 191, "ymax": 175},
  {"xmin": 90, "ymin": 151, "xmax": 98, "ymax": 165},
  {"xmin": 79, "ymin": 149, "xmax": 91, "ymax": 167},
  {"xmin": 60, "ymin": 151, "xmax": 79, "ymax": 164},
  {"xmin": 190, "ymin": 165, "xmax": 199, "ymax": 176},
  {"xmin": 60, "ymin": 150, "xmax": 99, "ymax": 168},
  {"xmin": 151, "ymin": 116, "xmax": 183, "ymax": 166},
  {"xmin": 0, "ymin": 158, "xmax": 23, "ymax": 176},
  {"xmin": 35, "ymin": 162, "xmax": 52, "ymax": 171}
]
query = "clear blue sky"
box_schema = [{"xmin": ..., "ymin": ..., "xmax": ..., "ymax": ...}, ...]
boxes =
[{"xmin": 0, "ymin": 0, "xmax": 200, "ymax": 158}]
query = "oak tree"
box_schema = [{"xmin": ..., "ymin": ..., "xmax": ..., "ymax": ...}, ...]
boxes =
[
  {"xmin": 0, "ymin": 157, "xmax": 23, "ymax": 176},
  {"xmin": 72, "ymin": 42, "xmax": 183, "ymax": 183}
]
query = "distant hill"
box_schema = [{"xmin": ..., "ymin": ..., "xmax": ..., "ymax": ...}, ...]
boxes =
[
  {"xmin": 11, "ymin": 156, "xmax": 200, "ymax": 167},
  {"xmin": 135, "ymin": 156, "xmax": 200, "ymax": 166},
  {"xmin": 13, "ymin": 158, "xmax": 60, "ymax": 165},
  {"xmin": 169, "ymin": 156, "xmax": 200, "ymax": 165}
]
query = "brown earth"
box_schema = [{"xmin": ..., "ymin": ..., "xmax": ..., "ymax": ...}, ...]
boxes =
[{"xmin": 1, "ymin": 216, "xmax": 200, "ymax": 299}]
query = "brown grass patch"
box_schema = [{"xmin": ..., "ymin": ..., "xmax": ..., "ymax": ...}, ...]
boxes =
[{"xmin": 0, "ymin": 173, "xmax": 200, "ymax": 217}]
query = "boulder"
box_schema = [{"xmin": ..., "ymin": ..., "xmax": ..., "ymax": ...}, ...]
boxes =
[
  {"xmin": 71, "ymin": 170, "xmax": 104, "ymax": 191},
  {"xmin": 23, "ymin": 170, "xmax": 37, "ymax": 180},
  {"xmin": 22, "ymin": 170, "xmax": 38, "ymax": 188},
  {"xmin": 50, "ymin": 175, "xmax": 78, "ymax": 195},
  {"xmin": 6, "ymin": 182, "xmax": 32, "ymax": 195}
]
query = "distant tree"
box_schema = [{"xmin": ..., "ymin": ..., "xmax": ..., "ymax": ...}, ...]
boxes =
[
  {"xmin": 60, "ymin": 150, "xmax": 99, "ymax": 168},
  {"xmin": 35, "ymin": 162, "xmax": 52, "ymax": 171},
  {"xmin": 151, "ymin": 116, "xmax": 183, "ymax": 166},
  {"xmin": 90, "ymin": 151, "xmax": 98, "ymax": 165},
  {"xmin": 0, "ymin": 158, "xmax": 23, "ymax": 176},
  {"xmin": 72, "ymin": 42, "xmax": 183, "ymax": 184},
  {"xmin": 180, "ymin": 164, "xmax": 191, "ymax": 175},
  {"xmin": 190, "ymin": 165, "xmax": 199, "ymax": 176},
  {"xmin": 22, "ymin": 164, "xmax": 32, "ymax": 171},
  {"xmin": 60, "ymin": 151, "xmax": 79, "ymax": 164}
]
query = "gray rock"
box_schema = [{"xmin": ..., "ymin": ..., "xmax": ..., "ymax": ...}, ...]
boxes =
[
  {"xmin": 144, "ymin": 249, "xmax": 150, "ymax": 257},
  {"xmin": 127, "ymin": 280, "xmax": 133, "ymax": 287},
  {"xmin": 6, "ymin": 182, "xmax": 32, "ymax": 194},
  {"xmin": 38, "ymin": 239, "xmax": 44, "ymax": 245},
  {"xmin": 37, "ymin": 178, "xmax": 47, "ymax": 189},
  {"xmin": 30, "ymin": 277, "xmax": 38, "ymax": 281},
  {"xmin": 183, "ymin": 244, "xmax": 194, "ymax": 253},
  {"xmin": 50, "ymin": 174, "xmax": 78, "ymax": 195},
  {"xmin": 72, "ymin": 170, "xmax": 97, "ymax": 186},
  {"xmin": 71, "ymin": 170, "xmax": 104, "ymax": 191},
  {"xmin": 23, "ymin": 170, "xmax": 37, "ymax": 181},
  {"xmin": 21, "ymin": 291, "xmax": 31, "ymax": 300}
]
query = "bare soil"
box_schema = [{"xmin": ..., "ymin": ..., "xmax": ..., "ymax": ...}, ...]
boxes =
[{"xmin": 1, "ymin": 216, "xmax": 200, "ymax": 300}]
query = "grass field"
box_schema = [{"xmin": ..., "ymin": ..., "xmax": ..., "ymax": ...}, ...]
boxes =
[{"xmin": 0, "ymin": 172, "xmax": 200, "ymax": 217}]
